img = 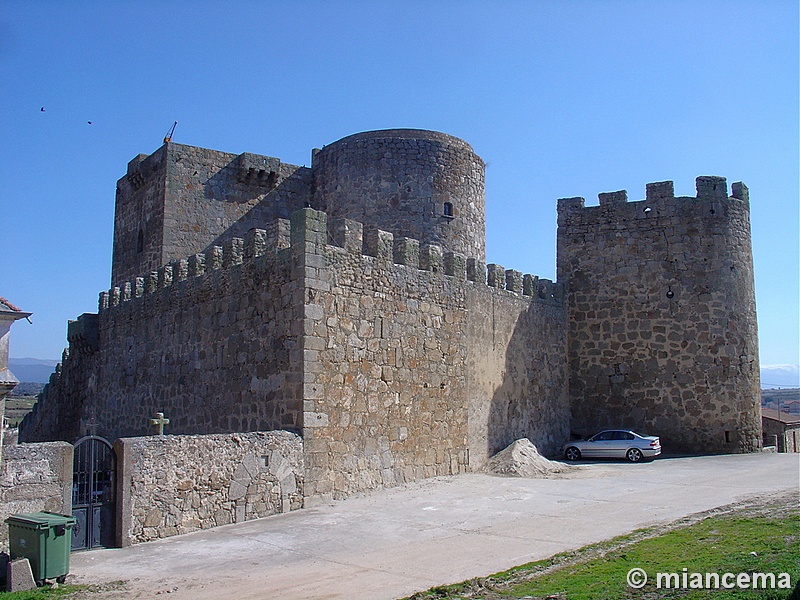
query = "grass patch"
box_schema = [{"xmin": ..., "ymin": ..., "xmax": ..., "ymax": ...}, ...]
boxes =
[
  {"xmin": 405, "ymin": 496, "xmax": 800, "ymax": 599},
  {"xmin": 0, "ymin": 581, "xmax": 126, "ymax": 599},
  {"xmin": 0, "ymin": 585, "xmax": 86, "ymax": 599},
  {"xmin": 4, "ymin": 396, "xmax": 37, "ymax": 427}
]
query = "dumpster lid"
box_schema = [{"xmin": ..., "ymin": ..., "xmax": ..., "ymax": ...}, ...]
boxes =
[{"xmin": 5, "ymin": 511, "xmax": 76, "ymax": 527}]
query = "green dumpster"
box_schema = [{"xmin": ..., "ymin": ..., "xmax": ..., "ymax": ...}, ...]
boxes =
[{"xmin": 6, "ymin": 511, "xmax": 76, "ymax": 584}]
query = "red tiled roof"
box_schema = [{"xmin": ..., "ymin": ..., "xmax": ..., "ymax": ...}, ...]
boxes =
[{"xmin": 0, "ymin": 296, "xmax": 23, "ymax": 312}]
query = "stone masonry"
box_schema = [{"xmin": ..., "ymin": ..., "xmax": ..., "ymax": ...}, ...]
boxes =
[
  {"xmin": 115, "ymin": 431, "xmax": 303, "ymax": 545},
  {"xmin": 557, "ymin": 179, "xmax": 761, "ymax": 452},
  {"xmin": 21, "ymin": 128, "xmax": 761, "ymax": 508}
]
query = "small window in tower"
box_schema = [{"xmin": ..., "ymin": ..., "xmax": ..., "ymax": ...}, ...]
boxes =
[
  {"xmin": 136, "ymin": 229, "xmax": 144, "ymax": 254},
  {"xmin": 443, "ymin": 202, "xmax": 454, "ymax": 218}
]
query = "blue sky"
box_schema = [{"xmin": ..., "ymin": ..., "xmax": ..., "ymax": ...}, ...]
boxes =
[{"xmin": 2, "ymin": 1, "xmax": 798, "ymax": 378}]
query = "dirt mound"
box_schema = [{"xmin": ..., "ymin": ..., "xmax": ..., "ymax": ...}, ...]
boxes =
[{"xmin": 486, "ymin": 438, "xmax": 575, "ymax": 478}]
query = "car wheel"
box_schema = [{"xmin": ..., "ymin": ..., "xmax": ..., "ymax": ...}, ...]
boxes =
[
  {"xmin": 565, "ymin": 447, "xmax": 581, "ymax": 461},
  {"xmin": 626, "ymin": 448, "xmax": 643, "ymax": 462}
]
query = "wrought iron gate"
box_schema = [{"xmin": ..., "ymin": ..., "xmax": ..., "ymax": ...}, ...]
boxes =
[{"xmin": 72, "ymin": 436, "xmax": 116, "ymax": 550}]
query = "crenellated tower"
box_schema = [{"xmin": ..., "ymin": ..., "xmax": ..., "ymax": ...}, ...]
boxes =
[
  {"xmin": 557, "ymin": 177, "xmax": 761, "ymax": 453},
  {"xmin": 311, "ymin": 129, "xmax": 486, "ymax": 261},
  {"xmin": 111, "ymin": 143, "xmax": 311, "ymax": 286}
]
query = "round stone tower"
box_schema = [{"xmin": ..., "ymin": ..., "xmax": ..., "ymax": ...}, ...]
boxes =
[
  {"xmin": 311, "ymin": 129, "xmax": 486, "ymax": 261},
  {"xmin": 557, "ymin": 177, "xmax": 762, "ymax": 454}
]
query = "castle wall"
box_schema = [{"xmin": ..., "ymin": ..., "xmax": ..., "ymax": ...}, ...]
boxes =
[
  {"xmin": 115, "ymin": 431, "xmax": 303, "ymax": 546},
  {"xmin": 112, "ymin": 143, "xmax": 311, "ymax": 286},
  {"xmin": 292, "ymin": 209, "xmax": 568, "ymax": 502},
  {"xmin": 465, "ymin": 281, "xmax": 569, "ymax": 467},
  {"xmin": 295, "ymin": 210, "xmax": 471, "ymax": 501},
  {"xmin": 19, "ymin": 334, "xmax": 99, "ymax": 444},
  {"xmin": 312, "ymin": 129, "xmax": 486, "ymax": 261},
  {"xmin": 557, "ymin": 178, "xmax": 761, "ymax": 453},
  {"xmin": 23, "ymin": 223, "xmax": 304, "ymax": 443}
]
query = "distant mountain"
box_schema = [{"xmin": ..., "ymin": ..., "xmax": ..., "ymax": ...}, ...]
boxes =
[
  {"xmin": 760, "ymin": 364, "xmax": 800, "ymax": 389},
  {"xmin": 7, "ymin": 358, "xmax": 58, "ymax": 384},
  {"xmin": 6, "ymin": 358, "xmax": 799, "ymax": 390}
]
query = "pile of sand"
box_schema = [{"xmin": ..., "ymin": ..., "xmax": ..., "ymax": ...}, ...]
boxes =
[{"xmin": 485, "ymin": 438, "xmax": 575, "ymax": 478}]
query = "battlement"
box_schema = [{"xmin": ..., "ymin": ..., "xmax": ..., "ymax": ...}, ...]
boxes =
[
  {"xmin": 100, "ymin": 208, "xmax": 562, "ymax": 314},
  {"xmin": 557, "ymin": 176, "xmax": 749, "ymax": 220}
]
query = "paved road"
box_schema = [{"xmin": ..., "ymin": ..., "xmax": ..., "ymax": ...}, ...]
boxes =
[{"xmin": 70, "ymin": 453, "xmax": 799, "ymax": 600}]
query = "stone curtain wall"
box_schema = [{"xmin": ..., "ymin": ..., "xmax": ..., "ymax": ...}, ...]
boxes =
[
  {"xmin": 116, "ymin": 431, "xmax": 303, "ymax": 546},
  {"xmin": 96, "ymin": 227, "xmax": 300, "ymax": 441},
  {"xmin": 112, "ymin": 143, "xmax": 311, "ymax": 287},
  {"xmin": 293, "ymin": 209, "xmax": 568, "ymax": 501},
  {"xmin": 312, "ymin": 129, "xmax": 487, "ymax": 262},
  {"xmin": 20, "ymin": 340, "xmax": 99, "ymax": 444},
  {"xmin": 557, "ymin": 178, "xmax": 761, "ymax": 453},
  {"xmin": 22, "ymin": 224, "xmax": 302, "ymax": 444},
  {"xmin": 465, "ymin": 284, "xmax": 569, "ymax": 467},
  {"xmin": 0, "ymin": 442, "xmax": 73, "ymax": 552}
]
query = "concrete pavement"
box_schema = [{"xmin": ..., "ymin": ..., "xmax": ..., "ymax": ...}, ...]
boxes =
[{"xmin": 70, "ymin": 453, "xmax": 800, "ymax": 599}]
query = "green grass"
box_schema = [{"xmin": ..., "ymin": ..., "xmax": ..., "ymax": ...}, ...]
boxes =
[
  {"xmin": 4, "ymin": 396, "xmax": 37, "ymax": 427},
  {"xmin": 407, "ymin": 509, "xmax": 800, "ymax": 599},
  {"xmin": 0, "ymin": 585, "xmax": 84, "ymax": 599},
  {"xmin": 0, "ymin": 581, "xmax": 126, "ymax": 598}
]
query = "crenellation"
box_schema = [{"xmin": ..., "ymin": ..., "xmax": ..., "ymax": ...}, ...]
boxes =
[
  {"xmin": 419, "ymin": 243, "xmax": 443, "ymax": 272},
  {"xmin": 146, "ymin": 271, "xmax": 158, "ymax": 293},
  {"xmin": 505, "ymin": 269, "xmax": 523, "ymax": 294},
  {"xmin": 157, "ymin": 263, "xmax": 174, "ymax": 288},
  {"xmin": 126, "ymin": 153, "xmax": 149, "ymax": 177},
  {"xmin": 331, "ymin": 218, "xmax": 363, "ymax": 253},
  {"xmin": 393, "ymin": 237, "xmax": 420, "ymax": 268},
  {"xmin": 646, "ymin": 181, "xmax": 674, "ymax": 201},
  {"xmin": 244, "ymin": 228, "xmax": 267, "ymax": 259},
  {"xmin": 173, "ymin": 258, "xmax": 189, "ymax": 281},
  {"xmin": 188, "ymin": 254, "xmax": 205, "ymax": 277},
  {"xmin": 523, "ymin": 274, "xmax": 538, "ymax": 297},
  {"xmin": 558, "ymin": 175, "xmax": 759, "ymax": 453},
  {"xmin": 364, "ymin": 227, "xmax": 394, "ymax": 261},
  {"xmin": 99, "ymin": 291, "xmax": 109, "ymax": 311},
  {"xmin": 122, "ymin": 281, "xmax": 132, "ymax": 302},
  {"xmin": 467, "ymin": 258, "xmax": 486, "ymax": 284},
  {"xmin": 598, "ymin": 190, "xmax": 628, "ymax": 206},
  {"xmin": 731, "ymin": 181, "xmax": 749, "ymax": 202},
  {"xmin": 486, "ymin": 263, "xmax": 504, "ymax": 288},
  {"xmin": 206, "ymin": 245, "xmax": 223, "ymax": 270},
  {"xmin": 290, "ymin": 208, "xmax": 327, "ymax": 248},
  {"xmin": 696, "ymin": 175, "xmax": 728, "ymax": 200},
  {"xmin": 223, "ymin": 238, "xmax": 244, "ymax": 268},
  {"xmin": 444, "ymin": 251, "xmax": 466, "ymax": 280}
]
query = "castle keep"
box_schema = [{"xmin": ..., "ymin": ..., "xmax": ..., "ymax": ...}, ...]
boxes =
[{"xmin": 21, "ymin": 129, "xmax": 762, "ymax": 504}]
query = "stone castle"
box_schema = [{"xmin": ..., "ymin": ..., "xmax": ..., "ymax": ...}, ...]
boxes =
[{"xmin": 21, "ymin": 128, "xmax": 762, "ymax": 503}]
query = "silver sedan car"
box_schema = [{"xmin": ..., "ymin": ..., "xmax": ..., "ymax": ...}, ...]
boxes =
[{"xmin": 563, "ymin": 430, "xmax": 661, "ymax": 462}]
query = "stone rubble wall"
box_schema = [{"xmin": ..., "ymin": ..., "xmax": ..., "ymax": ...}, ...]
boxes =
[
  {"xmin": 557, "ymin": 178, "xmax": 761, "ymax": 453},
  {"xmin": 0, "ymin": 442, "xmax": 73, "ymax": 552},
  {"xmin": 761, "ymin": 418, "xmax": 800, "ymax": 453},
  {"xmin": 116, "ymin": 431, "xmax": 303, "ymax": 546}
]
